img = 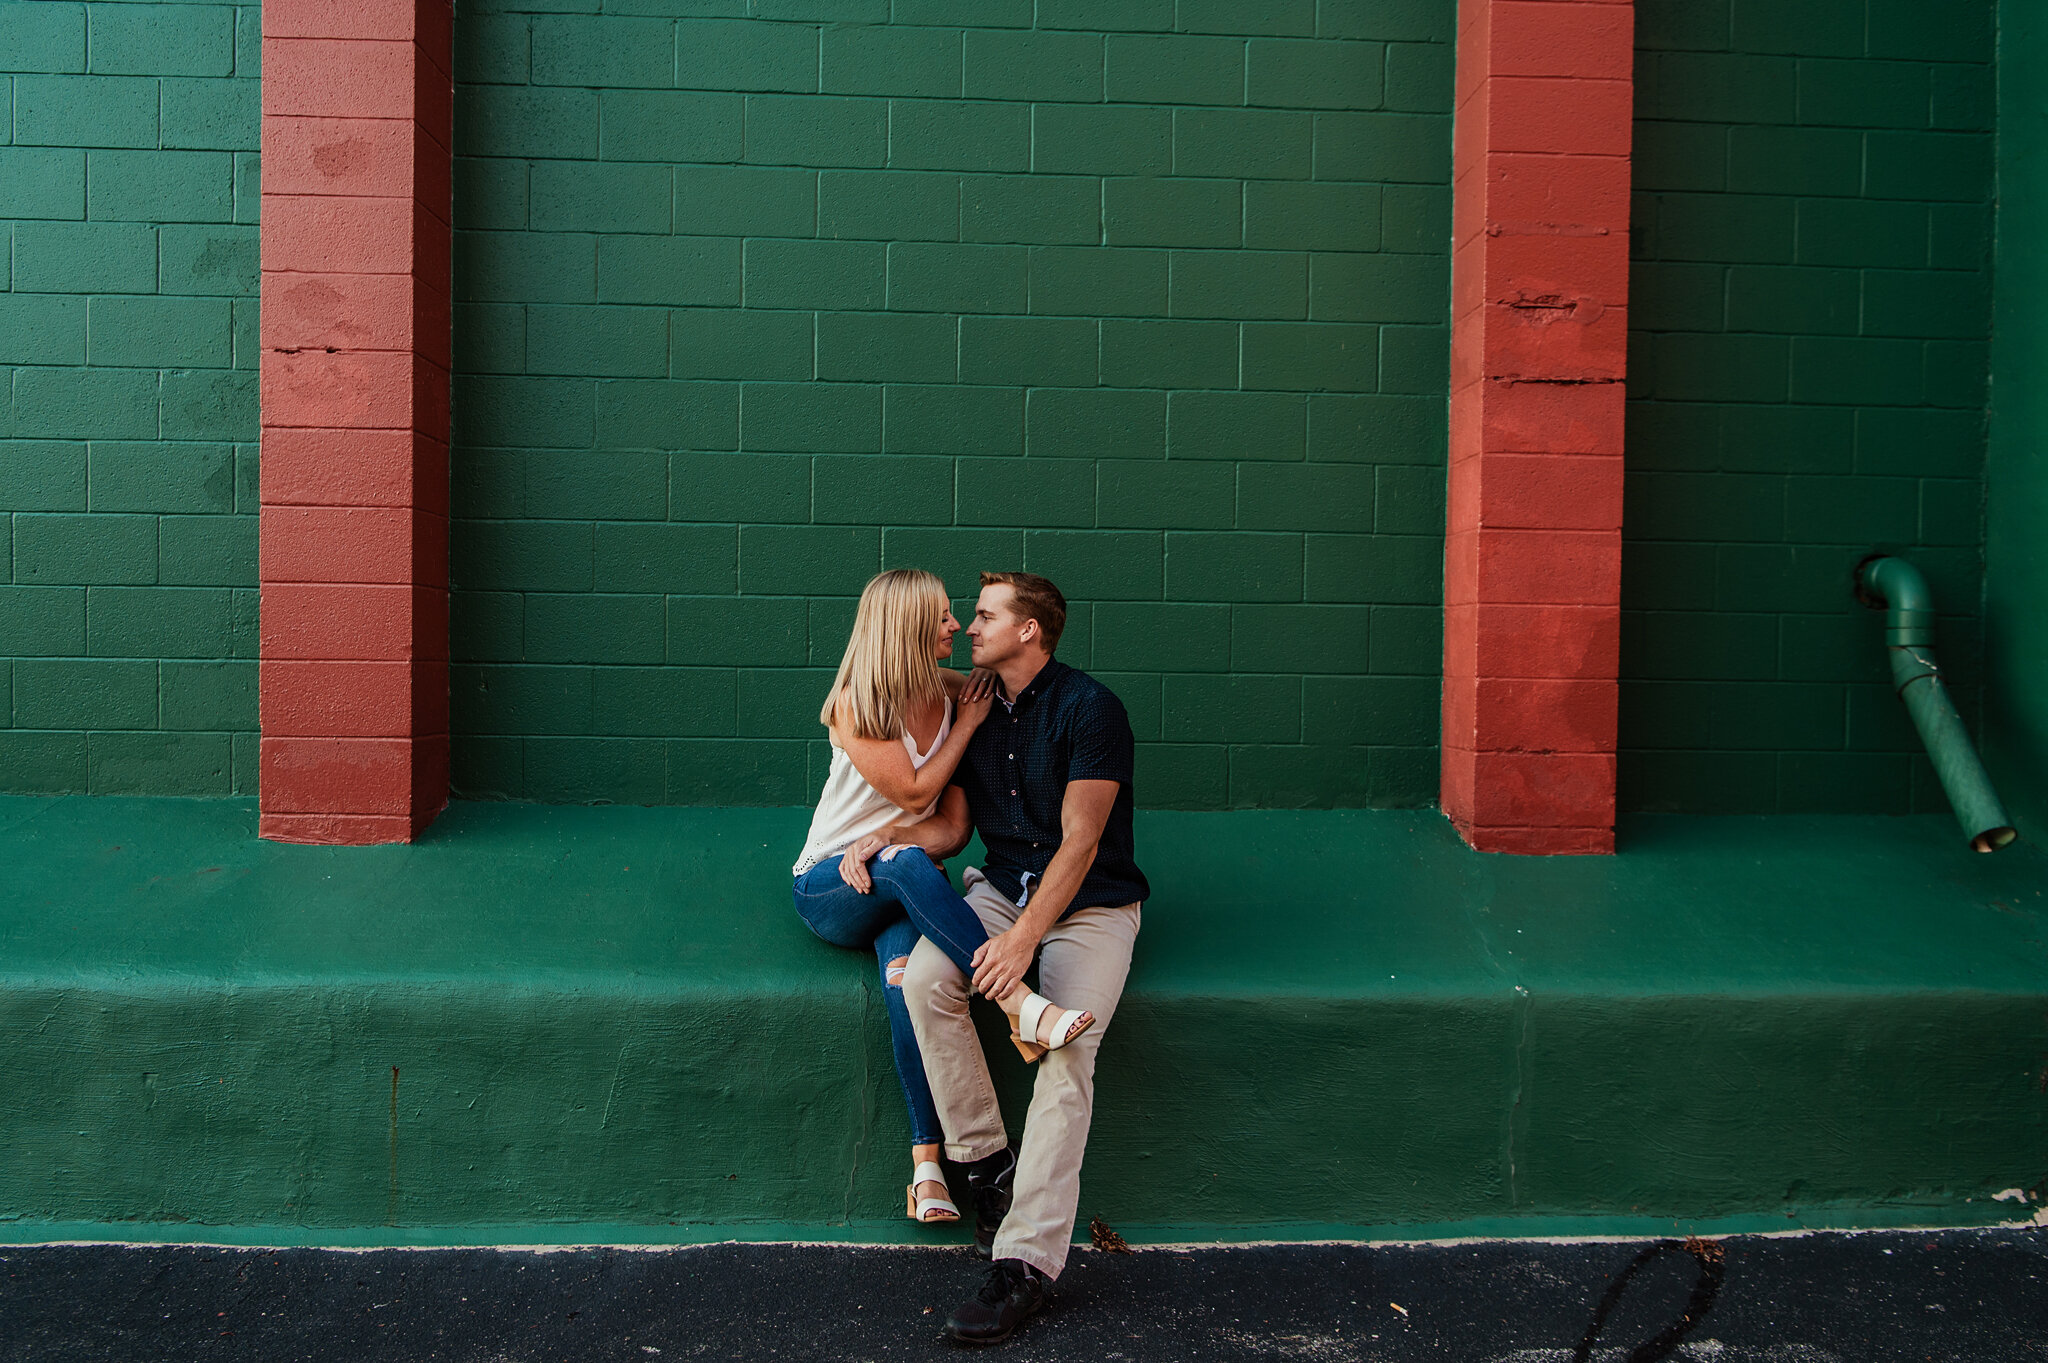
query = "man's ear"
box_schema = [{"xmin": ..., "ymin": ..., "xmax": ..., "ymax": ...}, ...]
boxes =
[{"xmin": 1018, "ymin": 617, "xmax": 1038, "ymax": 646}]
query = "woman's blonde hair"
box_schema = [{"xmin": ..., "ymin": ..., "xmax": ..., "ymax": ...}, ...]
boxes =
[{"xmin": 820, "ymin": 568, "xmax": 951, "ymax": 740}]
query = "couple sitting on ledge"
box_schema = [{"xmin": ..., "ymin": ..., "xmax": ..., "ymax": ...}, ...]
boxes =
[{"xmin": 789, "ymin": 568, "xmax": 1147, "ymax": 1347}]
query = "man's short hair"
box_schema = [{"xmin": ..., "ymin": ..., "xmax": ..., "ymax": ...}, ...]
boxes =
[{"xmin": 980, "ymin": 571, "xmax": 1067, "ymax": 653}]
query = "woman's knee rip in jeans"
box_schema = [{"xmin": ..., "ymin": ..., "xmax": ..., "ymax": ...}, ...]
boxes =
[{"xmin": 872, "ymin": 913, "xmax": 920, "ymax": 989}]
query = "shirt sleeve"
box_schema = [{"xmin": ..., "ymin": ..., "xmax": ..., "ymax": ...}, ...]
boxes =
[{"xmin": 1066, "ymin": 688, "xmax": 1135, "ymax": 786}]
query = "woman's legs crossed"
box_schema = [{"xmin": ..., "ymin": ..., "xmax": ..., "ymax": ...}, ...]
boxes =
[
  {"xmin": 865, "ymin": 847, "xmax": 987, "ymax": 975},
  {"xmin": 794, "ymin": 863, "xmax": 946, "ymax": 1153},
  {"xmin": 793, "ymin": 858, "xmax": 903, "ymax": 949},
  {"xmin": 867, "ymin": 851, "xmax": 1094, "ymax": 1049}
]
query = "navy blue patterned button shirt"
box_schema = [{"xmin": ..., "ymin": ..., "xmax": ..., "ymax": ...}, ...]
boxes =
[{"xmin": 951, "ymin": 658, "xmax": 1149, "ymax": 914}]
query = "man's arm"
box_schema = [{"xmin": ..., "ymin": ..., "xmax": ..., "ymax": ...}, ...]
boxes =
[
  {"xmin": 887, "ymin": 785, "xmax": 973, "ymax": 859},
  {"xmin": 968, "ymin": 778, "xmax": 1117, "ymax": 1000},
  {"xmin": 836, "ymin": 786, "xmax": 972, "ymax": 892}
]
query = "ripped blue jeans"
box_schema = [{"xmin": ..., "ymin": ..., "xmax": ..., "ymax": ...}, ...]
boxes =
[{"xmin": 791, "ymin": 847, "xmax": 988, "ymax": 1147}]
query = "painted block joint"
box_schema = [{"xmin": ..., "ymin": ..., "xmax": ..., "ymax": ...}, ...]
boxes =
[
  {"xmin": 258, "ymin": 0, "xmax": 455, "ymax": 844},
  {"xmin": 1443, "ymin": 0, "xmax": 1633, "ymax": 854}
]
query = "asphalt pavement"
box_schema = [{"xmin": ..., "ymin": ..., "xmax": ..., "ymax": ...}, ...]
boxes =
[{"xmin": 3, "ymin": 1227, "xmax": 2045, "ymax": 1361}]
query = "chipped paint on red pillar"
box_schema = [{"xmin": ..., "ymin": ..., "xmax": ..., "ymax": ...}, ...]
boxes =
[
  {"xmin": 1444, "ymin": 0, "xmax": 1631, "ymax": 855},
  {"xmin": 260, "ymin": 0, "xmax": 453, "ymax": 845}
]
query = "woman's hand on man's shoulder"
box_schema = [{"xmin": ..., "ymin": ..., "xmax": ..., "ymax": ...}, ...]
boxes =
[{"xmin": 955, "ymin": 668, "xmax": 997, "ymax": 728}]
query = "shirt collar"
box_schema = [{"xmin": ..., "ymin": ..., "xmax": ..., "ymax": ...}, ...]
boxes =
[{"xmin": 1006, "ymin": 657, "xmax": 1065, "ymax": 711}]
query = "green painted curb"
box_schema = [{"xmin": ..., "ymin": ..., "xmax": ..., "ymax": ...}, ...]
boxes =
[{"xmin": 4, "ymin": 798, "xmax": 2046, "ymax": 1235}]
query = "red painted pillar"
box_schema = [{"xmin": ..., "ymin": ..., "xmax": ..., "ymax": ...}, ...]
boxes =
[
  {"xmin": 258, "ymin": 0, "xmax": 453, "ymax": 844},
  {"xmin": 1443, "ymin": 0, "xmax": 1631, "ymax": 854}
]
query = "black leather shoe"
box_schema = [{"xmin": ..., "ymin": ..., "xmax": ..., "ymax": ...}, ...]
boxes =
[
  {"xmin": 964, "ymin": 1146, "xmax": 1016, "ymax": 1258},
  {"xmin": 943, "ymin": 1259, "xmax": 1051, "ymax": 1346}
]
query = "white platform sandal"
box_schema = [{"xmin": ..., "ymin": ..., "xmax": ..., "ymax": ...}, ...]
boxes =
[
  {"xmin": 906, "ymin": 1160, "xmax": 960, "ymax": 1225},
  {"xmin": 1011, "ymin": 993, "xmax": 1094, "ymax": 1064}
]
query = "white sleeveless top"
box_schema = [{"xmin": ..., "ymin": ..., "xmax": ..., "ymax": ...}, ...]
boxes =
[{"xmin": 791, "ymin": 699, "xmax": 953, "ymax": 877}]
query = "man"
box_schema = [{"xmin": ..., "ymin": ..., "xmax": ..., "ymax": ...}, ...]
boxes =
[{"xmin": 849, "ymin": 571, "xmax": 1147, "ymax": 1346}]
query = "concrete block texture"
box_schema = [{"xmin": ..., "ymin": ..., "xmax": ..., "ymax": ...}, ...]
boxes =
[
  {"xmin": 0, "ymin": 3, "xmax": 264, "ymax": 798},
  {"xmin": 5, "ymin": 2, "xmax": 1461, "ymax": 809},
  {"xmin": 1625, "ymin": 0, "xmax": 1995, "ymax": 816},
  {"xmin": 254, "ymin": 0, "xmax": 455, "ymax": 841},
  {"xmin": 1442, "ymin": 0, "xmax": 1633, "ymax": 852},
  {"xmin": 450, "ymin": 9, "xmax": 1451, "ymax": 799}
]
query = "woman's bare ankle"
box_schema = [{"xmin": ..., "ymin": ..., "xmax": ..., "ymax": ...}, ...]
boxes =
[{"xmin": 911, "ymin": 1144, "xmax": 946, "ymax": 1188}]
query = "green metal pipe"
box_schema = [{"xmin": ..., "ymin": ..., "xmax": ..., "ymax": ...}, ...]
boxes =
[{"xmin": 1856, "ymin": 556, "xmax": 2018, "ymax": 852}]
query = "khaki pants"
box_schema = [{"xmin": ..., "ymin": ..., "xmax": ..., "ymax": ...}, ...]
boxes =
[{"xmin": 903, "ymin": 866, "xmax": 1141, "ymax": 1279}]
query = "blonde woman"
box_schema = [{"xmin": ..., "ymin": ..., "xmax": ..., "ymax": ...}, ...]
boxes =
[{"xmin": 792, "ymin": 569, "xmax": 1095, "ymax": 1228}]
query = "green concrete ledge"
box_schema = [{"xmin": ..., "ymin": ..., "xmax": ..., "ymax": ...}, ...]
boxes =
[{"xmin": 3, "ymin": 796, "xmax": 2046, "ymax": 1244}]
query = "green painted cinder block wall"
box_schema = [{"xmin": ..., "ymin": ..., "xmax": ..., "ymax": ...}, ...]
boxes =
[
  {"xmin": 1986, "ymin": 0, "xmax": 2048, "ymax": 836},
  {"xmin": 1623, "ymin": 0, "xmax": 1996, "ymax": 815},
  {"xmin": 0, "ymin": 0, "xmax": 2011, "ymax": 819},
  {"xmin": 0, "ymin": 1, "xmax": 262, "ymax": 796},
  {"xmin": 445, "ymin": 0, "xmax": 1456, "ymax": 812}
]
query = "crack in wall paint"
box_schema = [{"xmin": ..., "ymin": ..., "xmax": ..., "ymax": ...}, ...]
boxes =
[
  {"xmin": 1461, "ymin": 890, "xmax": 1535, "ymax": 1210},
  {"xmin": 1506, "ymin": 985, "xmax": 1533, "ymax": 1210},
  {"xmin": 599, "ymin": 1043, "xmax": 632, "ymax": 1132},
  {"xmin": 386, "ymin": 1067, "xmax": 399, "ymax": 1229}
]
